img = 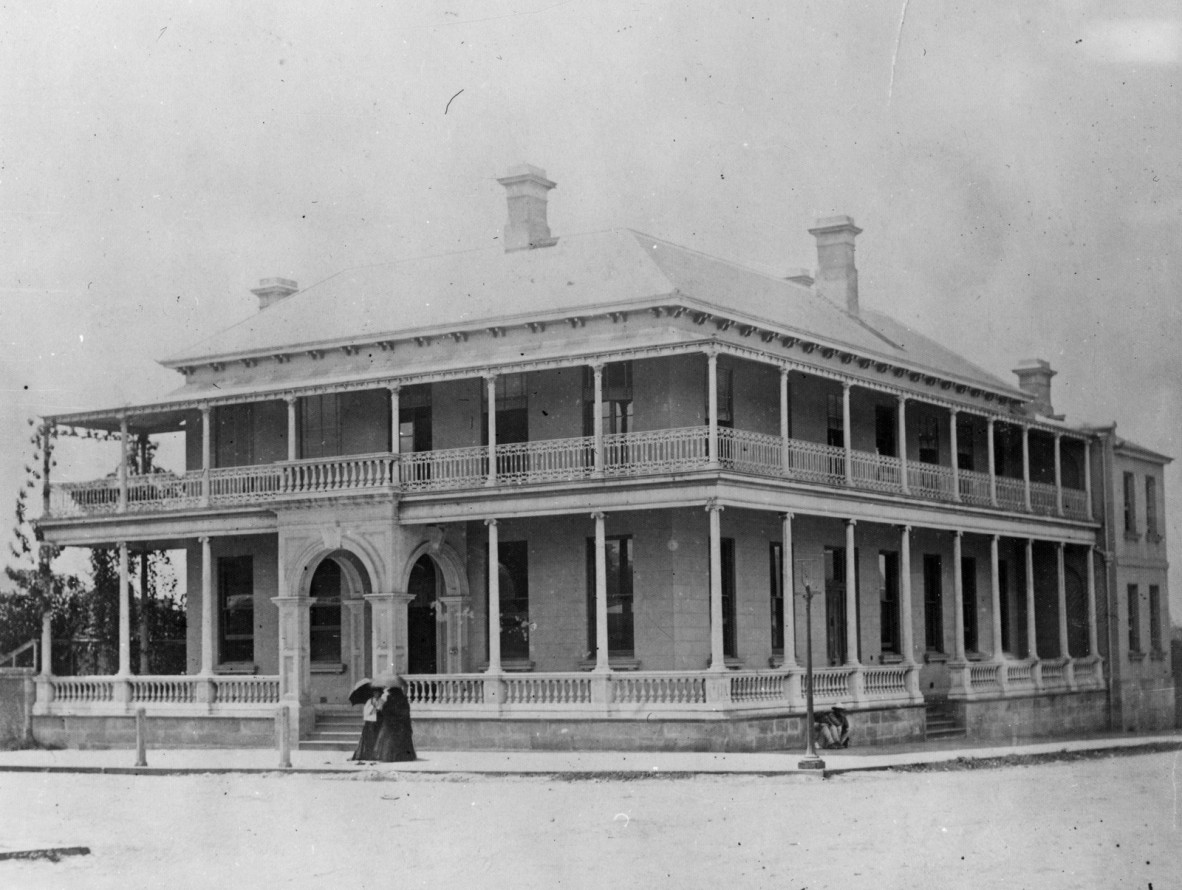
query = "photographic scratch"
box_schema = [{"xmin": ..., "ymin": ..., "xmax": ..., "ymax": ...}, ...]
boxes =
[
  {"xmin": 888, "ymin": 0, "xmax": 910, "ymax": 106},
  {"xmin": 445, "ymin": 89, "xmax": 464, "ymax": 115}
]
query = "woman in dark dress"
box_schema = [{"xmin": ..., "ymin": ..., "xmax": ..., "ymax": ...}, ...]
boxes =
[{"xmin": 373, "ymin": 675, "xmax": 416, "ymax": 762}]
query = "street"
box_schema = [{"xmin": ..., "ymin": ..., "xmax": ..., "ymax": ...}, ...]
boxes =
[{"xmin": 0, "ymin": 751, "xmax": 1177, "ymax": 888}]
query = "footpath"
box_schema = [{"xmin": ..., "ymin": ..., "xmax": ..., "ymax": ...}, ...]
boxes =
[{"xmin": 0, "ymin": 730, "xmax": 1179, "ymax": 778}]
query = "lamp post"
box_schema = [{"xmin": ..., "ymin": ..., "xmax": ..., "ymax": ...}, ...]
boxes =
[{"xmin": 796, "ymin": 558, "xmax": 825, "ymax": 771}]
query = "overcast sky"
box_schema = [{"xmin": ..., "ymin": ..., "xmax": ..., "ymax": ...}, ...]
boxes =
[{"xmin": 2, "ymin": 1, "xmax": 1180, "ymax": 616}]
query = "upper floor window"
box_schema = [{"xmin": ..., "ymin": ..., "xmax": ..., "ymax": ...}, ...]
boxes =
[
  {"xmin": 918, "ymin": 414, "xmax": 940, "ymax": 464},
  {"xmin": 214, "ymin": 403, "xmax": 286, "ymax": 467},
  {"xmin": 481, "ymin": 374, "xmax": 529, "ymax": 446},
  {"xmin": 399, "ymin": 384, "xmax": 432, "ymax": 454},
  {"xmin": 874, "ymin": 405, "xmax": 896, "ymax": 457},
  {"xmin": 300, "ymin": 390, "xmax": 391, "ymax": 460},
  {"xmin": 956, "ymin": 415, "xmax": 975, "ymax": 471},
  {"xmin": 1123, "ymin": 472, "xmax": 1138, "ymax": 537},
  {"xmin": 583, "ymin": 363, "xmax": 633, "ymax": 436},
  {"xmin": 1145, "ymin": 477, "xmax": 1159, "ymax": 540},
  {"xmin": 711, "ymin": 365, "xmax": 734, "ymax": 429},
  {"xmin": 827, "ymin": 394, "xmax": 844, "ymax": 447}
]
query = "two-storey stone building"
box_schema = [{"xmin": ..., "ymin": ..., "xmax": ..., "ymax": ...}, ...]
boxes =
[{"xmin": 32, "ymin": 165, "xmax": 1174, "ymax": 750}]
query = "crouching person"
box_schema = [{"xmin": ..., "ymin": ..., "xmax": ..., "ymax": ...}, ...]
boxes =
[{"xmin": 815, "ymin": 703, "xmax": 850, "ymax": 749}]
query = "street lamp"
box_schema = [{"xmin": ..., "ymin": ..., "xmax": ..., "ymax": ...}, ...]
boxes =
[{"xmin": 795, "ymin": 557, "xmax": 824, "ymax": 771}]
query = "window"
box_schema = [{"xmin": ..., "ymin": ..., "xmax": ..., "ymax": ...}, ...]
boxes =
[
  {"xmin": 710, "ymin": 365, "xmax": 734, "ymax": 429},
  {"xmin": 399, "ymin": 384, "xmax": 432, "ymax": 454},
  {"xmin": 481, "ymin": 374, "xmax": 529, "ymax": 446},
  {"xmin": 1145, "ymin": 477, "xmax": 1159, "ymax": 540},
  {"xmin": 824, "ymin": 546, "xmax": 850, "ymax": 665},
  {"xmin": 961, "ymin": 557, "xmax": 978, "ymax": 653},
  {"xmin": 300, "ymin": 390, "xmax": 391, "ymax": 459},
  {"xmin": 879, "ymin": 551, "xmax": 900, "ymax": 654},
  {"xmin": 770, "ymin": 543, "xmax": 785, "ymax": 654},
  {"xmin": 1127, "ymin": 584, "xmax": 1141, "ymax": 653},
  {"xmin": 1123, "ymin": 472, "xmax": 1138, "ymax": 537},
  {"xmin": 214, "ymin": 404, "xmax": 255, "ymax": 468},
  {"xmin": 309, "ymin": 560, "xmax": 342, "ymax": 664},
  {"xmin": 495, "ymin": 541, "xmax": 530, "ymax": 661},
  {"xmin": 217, "ymin": 556, "xmax": 254, "ymax": 663},
  {"xmin": 923, "ymin": 554, "xmax": 943, "ymax": 652},
  {"xmin": 875, "ymin": 405, "xmax": 896, "ymax": 457},
  {"xmin": 583, "ymin": 362, "xmax": 634, "ymax": 436},
  {"xmin": 827, "ymin": 394, "xmax": 844, "ymax": 448},
  {"xmin": 703, "ymin": 538, "xmax": 737, "ymax": 658},
  {"xmin": 998, "ymin": 559, "xmax": 1011, "ymax": 653},
  {"xmin": 956, "ymin": 415, "xmax": 975, "ymax": 471},
  {"xmin": 1149, "ymin": 585, "xmax": 1162, "ymax": 652},
  {"xmin": 300, "ymin": 394, "xmax": 341, "ymax": 459},
  {"xmin": 586, "ymin": 535, "xmax": 634, "ymax": 658},
  {"xmin": 918, "ymin": 414, "xmax": 940, "ymax": 465}
]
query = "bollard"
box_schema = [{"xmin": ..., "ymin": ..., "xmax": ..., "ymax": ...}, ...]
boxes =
[
  {"xmin": 134, "ymin": 707, "xmax": 148, "ymax": 767},
  {"xmin": 276, "ymin": 705, "xmax": 292, "ymax": 769}
]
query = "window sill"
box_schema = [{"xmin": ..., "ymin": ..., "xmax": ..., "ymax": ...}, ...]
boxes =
[
  {"xmin": 1128, "ymin": 650, "xmax": 1146, "ymax": 662},
  {"xmin": 1147, "ymin": 533, "xmax": 1163, "ymax": 545},
  {"xmin": 216, "ymin": 663, "xmax": 258, "ymax": 675},
  {"xmin": 311, "ymin": 662, "xmax": 347, "ymax": 674},
  {"xmin": 879, "ymin": 652, "xmax": 904, "ymax": 664},
  {"xmin": 1124, "ymin": 531, "xmax": 1141, "ymax": 542},
  {"xmin": 1149, "ymin": 649, "xmax": 1167, "ymax": 661},
  {"xmin": 924, "ymin": 651, "xmax": 949, "ymax": 664},
  {"xmin": 577, "ymin": 658, "xmax": 642, "ymax": 671},
  {"xmin": 966, "ymin": 651, "xmax": 986, "ymax": 662},
  {"xmin": 477, "ymin": 659, "xmax": 536, "ymax": 673}
]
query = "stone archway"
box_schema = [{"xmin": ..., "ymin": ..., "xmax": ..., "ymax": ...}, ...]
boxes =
[
  {"xmin": 302, "ymin": 549, "xmax": 373, "ymax": 705},
  {"xmin": 399, "ymin": 540, "xmax": 470, "ymax": 674}
]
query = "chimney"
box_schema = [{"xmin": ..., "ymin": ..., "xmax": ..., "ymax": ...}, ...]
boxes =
[
  {"xmin": 497, "ymin": 164, "xmax": 558, "ymax": 251},
  {"xmin": 252, "ymin": 277, "xmax": 298, "ymax": 311},
  {"xmin": 1013, "ymin": 358, "xmax": 1057, "ymax": 417},
  {"xmin": 808, "ymin": 215, "xmax": 862, "ymax": 315}
]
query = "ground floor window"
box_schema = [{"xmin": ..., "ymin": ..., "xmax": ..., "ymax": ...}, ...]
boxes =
[
  {"xmin": 1149, "ymin": 585, "xmax": 1162, "ymax": 652},
  {"xmin": 770, "ymin": 543, "xmax": 785, "ymax": 654},
  {"xmin": 961, "ymin": 556, "xmax": 978, "ymax": 653},
  {"xmin": 879, "ymin": 551, "xmax": 900, "ymax": 654},
  {"xmin": 586, "ymin": 535, "xmax": 634, "ymax": 658},
  {"xmin": 824, "ymin": 547, "xmax": 849, "ymax": 665},
  {"xmin": 217, "ymin": 555, "xmax": 254, "ymax": 663},
  {"xmin": 1127, "ymin": 584, "xmax": 1141, "ymax": 653},
  {"xmin": 923, "ymin": 554, "xmax": 943, "ymax": 653},
  {"xmin": 998, "ymin": 559, "xmax": 1011, "ymax": 653},
  {"xmin": 494, "ymin": 541, "xmax": 530, "ymax": 662},
  {"xmin": 309, "ymin": 559, "xmax": 342, "ymax": 664},
  {"xmin": 721, "ymin": 538, "xmax": 736, "ymax": 658}
]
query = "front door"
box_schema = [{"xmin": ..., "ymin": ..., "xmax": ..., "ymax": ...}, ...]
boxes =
[{"xmin": 407, "ymin": 556, "xmax": 439, "ymax": 674}]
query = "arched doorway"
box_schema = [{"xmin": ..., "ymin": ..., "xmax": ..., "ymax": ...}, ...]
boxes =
[
  {"xmin": 305, "ymin": 550, "xmax": 372, "ymax": 705},
  {"xmin": 407, "ymin": 555, "xmax": 440, "ymax": 674}
]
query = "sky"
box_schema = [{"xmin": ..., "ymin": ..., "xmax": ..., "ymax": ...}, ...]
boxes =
[{"xmin": 2, "ymin": 1, "xmax": 1180, "ymax": 618}]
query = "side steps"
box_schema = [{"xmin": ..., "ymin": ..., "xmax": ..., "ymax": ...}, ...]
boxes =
[{"xmin": 924, "ymin": 700, "xmax": 967, "ymax": 741}]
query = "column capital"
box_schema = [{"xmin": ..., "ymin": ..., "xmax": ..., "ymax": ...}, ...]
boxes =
[
  {"xmin": 949, "ymin": 406, "xmax": 959, "ymax": 417},
  {"xmin": 953, "ymin": 529, "xmax": 964, "ymax": 539},
  {"xmin": 590, "ymin": 362, "xmax": 604, "ymax": 374},
  {"xmin": 898, "ymin": 523, "xmax": 912, "ymax": 533},
  {"xmin": 844, "ymin": 517, "xmax": 857, "ymax": 527},
  {"xmin": 590, "ymin": 511, "xmax": 606, "ymax": 521},
  {"xmin": 200, "ymin": 403, "xmax": 211, "ymax": 416},
  {"xmin": 705, "ymin": 499, "xmax": 724, "ymax": 514},
  {"xmin": 484, "ymin": 517, "xmax": 499, "ymax": 528},
  {"xmin": 842, "ymin": 380, "xmax": 852, "ymax": 393},
  {"xmin": 705, "ymin": 345, "xmax": 720, "ymax": 358},
  {"xmin": 483, "ymin": 372, "xmax": 498, "ymax": 382},
  {"xmin": 388, "ymin": 384, "xmax": 402, "ymax": 395},
  {"xmin": 896, "ymin": 393, "xmax": 908, "ymax": 405},
  {"xmin": 284, "ymin": 395, "xmax": 297, "ymax": 405},
  {"xmin": 198, "ymin": 535, "xmax": 211, "ymax": 545},
  {"xmin": 779, "ymin": 364, "xmax": 790, "ymax": 378},
  {"xmin": 986, "ymin": 415, "xmax": 995, "ymax": 427},
  {"xmin": 117, "ymin": 539, "xmax": 128, "ymax": 549},
  {"xmin": 780, "ymin": 511, "xmax": 795, "ymax": 521},
  {"xmin": 991, "ymin": 533, "xmax": 1000, "ymax": 543}
]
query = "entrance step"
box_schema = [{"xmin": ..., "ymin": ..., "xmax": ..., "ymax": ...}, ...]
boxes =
[
  {"xmin": 301, "ymin": 708, "xmax": 363, "ymax": 752},
  {"xmin": 924, "ymin": 700, "xmax": 966, "ymax": 741}
]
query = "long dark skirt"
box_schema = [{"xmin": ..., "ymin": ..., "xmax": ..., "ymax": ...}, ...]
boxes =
[
  {"xmin": 373, "ymin": 689, "xmax": 416, "ymax": 762},
  {"xmin": 351, "ymin": 721, "xmax": 380, "ymax": 761}
]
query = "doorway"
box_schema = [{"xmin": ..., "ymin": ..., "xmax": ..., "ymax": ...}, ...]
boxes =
[{"xmin": 407, "ymin": 555, "xmax": 440, "ymax": 674}]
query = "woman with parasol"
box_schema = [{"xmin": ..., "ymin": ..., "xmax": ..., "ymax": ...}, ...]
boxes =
[
  {"xmin": 348, "ymin": 678, "xmax": 382, "ymax": 762},
  {"xmin": 372, "ymin": 674, "xmax": 417, "ymax": 762}
]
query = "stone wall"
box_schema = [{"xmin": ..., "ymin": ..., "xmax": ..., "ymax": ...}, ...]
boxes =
[
  {"xmin": 957, "ymin": 690, "xmax": 1110, "ymax": 742},
  {"xmin": 32, "ymin": 715, "xmax": 275, "ymax": 750}
]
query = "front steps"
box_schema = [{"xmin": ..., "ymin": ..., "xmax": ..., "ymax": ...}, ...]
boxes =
[
  {"xmin": 301, "ymin": 707, "xmax": 362, "ymax": 752},
  {"xmin": 924, "ymin": 700, "xmax": 966, "ymax": 741}
]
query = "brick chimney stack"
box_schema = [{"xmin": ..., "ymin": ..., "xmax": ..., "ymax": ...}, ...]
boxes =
[
  {"xmin": 1013, "ymin": 358, "xmax": 1057, "ymax": 417},
  {"xmin": 252, "ymin": 277, "xmax": 299, "ymax": 311},
  {"xmin": 808, "ymin": 215, "xmax": 862, "ymax": 316},
  {"xmin": 497, "ymin": 164, "xmax": 558, "ymax": 251}
]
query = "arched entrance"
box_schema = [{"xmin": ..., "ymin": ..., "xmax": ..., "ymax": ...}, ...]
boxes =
[
  {"xmin": 407, "ymin": 555, "xmax": 440, "ymax": 674},
  {"xmin": 305, "ymin": 550, "xmax": 372, "ymax": 705}
]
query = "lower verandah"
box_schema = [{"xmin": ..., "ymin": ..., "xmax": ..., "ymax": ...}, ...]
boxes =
[{"xmin": 34, "ymin": 507, "xmax": 1105, "ymax": 730}]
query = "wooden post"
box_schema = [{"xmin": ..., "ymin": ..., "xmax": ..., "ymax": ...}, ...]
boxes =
[{"xmin": 276, "ymin": 705, "xmax": 292, "ymax": 768}]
